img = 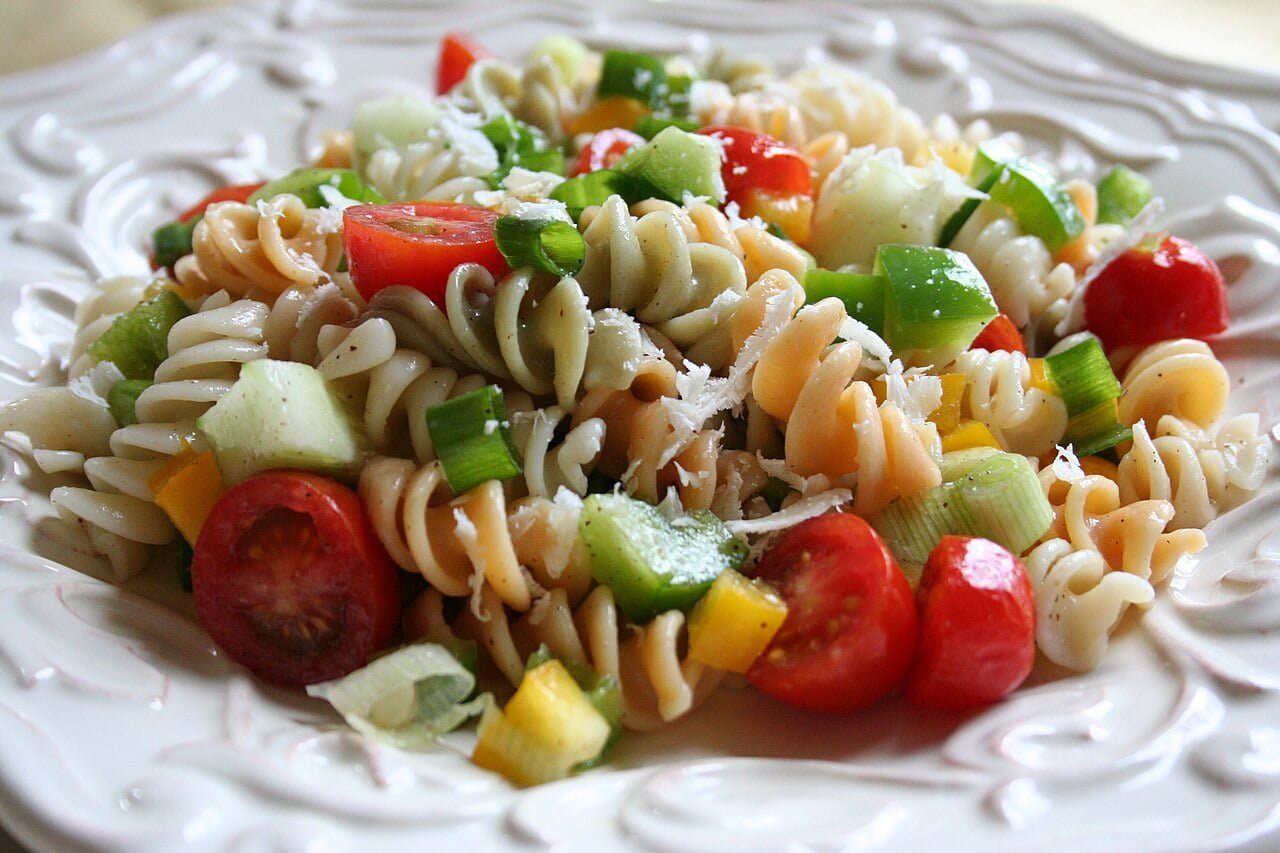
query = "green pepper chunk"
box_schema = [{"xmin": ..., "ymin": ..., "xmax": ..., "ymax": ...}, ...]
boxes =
[
  {"xmin": 875, "ymin": 244, "xmax": 997, "ymax": 363},
  {"xmin": 247, "ymin": 167, "xmax": 385, "ymax": 208},
  {"xmin": 579, "ymin": 492, "xmax": 748, "ymax": 623},
  {"xmin": 152, "ymin": 218, "xmax": 199, "ymax": 270},
  {"xmin": 1095, "ymin": 164, "xmax": 1153, "ymax": 226},
  {"xmin": 988, "ymin": 159, "xmax": 1085, "ymax": 251},
  {"xmin": 803, "ymin": 269, "xmax": 886, "ymax": 333},
  {"xmin": 87, "ymin": 290, "xmax": 192, "ymax": 380},
  {"xmin": 549, "ymin": 170, "xmax": 654, "ymax": 219}
]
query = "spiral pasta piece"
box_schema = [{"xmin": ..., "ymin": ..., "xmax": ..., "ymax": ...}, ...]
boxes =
[
  {"xmin": 1118, "ymin": 339, "xmax": 1229, "ymax": 430},
  {"xmin": 174, "ymin": 196, "xmax": 344, "ymax": 299},
  {"xmin": 951, "ymin": 348, "xmax": 1068, "ymax": 457},
  {"xmin": 364, "ymin": 140, "xmax": 493, "ymax": 204},
  {"xmin": 262, "ymin": 280, "xmax": 362, "ymax": 364},
  {"xmin": 507, "ymin": 402, "xmax": 606, "ymax": 499},
  {"xmin": 787, "ymin": 64, "xmax": 931, "ymax": 160}
]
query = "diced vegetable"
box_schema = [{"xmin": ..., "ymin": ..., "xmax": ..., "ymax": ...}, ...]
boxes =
[
  {"xmin": 481, "ymin": 114, "xmax": 564, "ymax": 186},
  {"xmin": 529, "ymin": 34, "xmax": 589, "ymax": 84},
  {"xmin": 351, "ymin": 95, "xmax": 440, "ymax": 171},
  {"xmin": 613, "ymin": 126, "xmax": 726, "ymax": 204},
  {"xmin": 803, "ymin": 269, "xmax": 885, "ymax": 333},
  {"xmin": 687, "ymin": 569, "xmax": 788, "ymax": 673},
  {"xmin": 1095, "ymin": 164, "xmax": 1153, "ymax": 226},
  {"xmin": 874, "ymin": 244, "xmax": 998, "ymax": 364},
  {"xmin": 196, "ymin": 359, "xmax": 366, "ymax": 484},
  {"xmin": 596, "ymin": 49, "xmax": 693, "ymax": 119},
  {"xmin": 567, "ymin": 97, "xmax": 651, "ymax": 137},
  {"xmin": 988, "ymin": 159, "xmax": 1085, "ymax": 252},
  {"xmin": 578, "ymin": 492, "xmax": 748, "ymax": 622},
  {"xmin": 635, "ymin": 115, "xmax": 701, "ymax": 138},
  {"xmin": 147, "ymin": 447, "xmax": 226, "ymax": 545},
  {"xmin": 152, "ymin": 220, "xmax": 198, "ymax": 270},
  {"xmin": 1044, "ymin": 338, "xmax": 1131, "ymax": 455},
  {"xmin": 471, "ymin": 659, "xmax": 611, "ymax": 787},
  {"xmin": 106, "ymin": 379, "xmax": 152, "ymax": 427},
  {"xmin": 928, "ymin": 374, "xmax": 967, "ymax": 435},
  {"xmin": 940, "ymin": 420, "xmax": 1000, "ymax": 453},
  {"xmin": 437, "ymin": 32, "xmax": 490, "ymax": 95},
  {"xmin": 969, "ymin": 313, "xmax": 1026, "ymax": 354},
  {"xmin": 936, "ymin": 164, "xmax": 1005, "ymax": 248},
  {"xmin": 247, "ymin": 167, "xmax": 385, "ymax": 208},
  {"xmin": 740, "ymin": 189, "xmax": 814, "ymax": 245},
  {"xmin": 524, "ymin": 645, "xmax": 622, "ymax": 766},
  {"xmin": 549, "ymin": 171, "xmax": 652, "ymax": 219},
  {"xmin": 570, "ymin": 128, "xmax": 645, "ymax": 176},
  {"xmin": 494, "ymin": 216, "xmax": 585, "ymax": 277},
  {"xmin": 424, "ymin": 385, "xmax": 523, "ymax": 495},
  {"xmin": 87, "ymin": 290, "xmax": 192, "ymax": 380}
]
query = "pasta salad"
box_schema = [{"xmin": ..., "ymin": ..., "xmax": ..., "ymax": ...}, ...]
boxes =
[{"xmin": 0, "ymin": 31, "xmax": 1269, "ymax": 787}]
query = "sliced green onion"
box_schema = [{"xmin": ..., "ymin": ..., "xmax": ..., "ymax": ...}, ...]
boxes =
[
  {"xmin": 1065, "ymin": 400, "xmax": 1133, "ymax": 457},
  {"xmin": 635, "ymin": 115, "xmax": 700, "ymax": 139},
  {"xmin": 549, "ymin": 170, "xmax": 653, "ymax": 219},
  {"xmin": 873, "ymin": 451, "xmax": 1053, "ymax": 565},
  {"xmin": 1043, "ymin": 337, "xmax": 1121, "ymax": 417},
  {"xmin": 938, "ymin": 446, "xmax": 1002, "ymax": 482},
  {"xmin": 247, "ymin": 167, "xmax": 385, "ymax": 208},
  {"xmin": 495, "ymin": 216, "xmax": 586, "ymax": 277},
  {"xmin": 152, "ymin": 218, "xmax": 199, "ymax": 270},
  {"xmin": 597, "ymin": 49, "xmax": 668, "ymax": 106},
  {"xmin": 874, "ymin": 243, "xmax": 997, "ymax": 363},
  {"xmin": 988, "ymin": 159, "xmax": 1085, "ymax": 252},
  {"xmin": 1095, "ymin": 164, "xmax": 1153, "ymax": 226},
  {"xmin": 426, "ymin": 385, "xmax": 523, "ymax": 494},
  {"xmin": 107, "ymin": 379, "xmax": 152, "ymax": 427},
  {"xmin": 525, "ymin": 645, "xmax": 623, "ymax": 768},
  {"xmin": 87, "ymin": 290, "xmax": 192, "ymax": 380},
  {"xmin": 803, "ymin": 269, "xmax": 886, "ymax": 333},
  {"xmin": 305, "ymin": 642, "xmax": 488, "ymax": 750},
  {"xmin": 936, "ymin": 165, "xmax": 1004, "ymax": 248}
]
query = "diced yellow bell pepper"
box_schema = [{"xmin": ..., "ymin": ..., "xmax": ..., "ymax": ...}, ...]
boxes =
[
  {"xmin": 941, "ymin": 420, "xmax": 1000, "ymax": 453},
  {"xmin": 1028, "ymin": 358, "xmax": 1057, "ymax": 395},
  {"xmin": 147, "ymin": 448, "xmax": 226, "ymax": 545},
  {"xmin": 471, "ymin": 659, "xmax": 610, "ymax": 787},
  {"xmin": 740, "ymin": 189, "xmax": 814, "ymax": 245},
  {"xmin": 1080, "ymin": 455, "xmax": 1120, "ymax": 482},
  {"xmin": 566, "ymin": 97, "xmax": 650, "ymax": 136},
  {"xmin": 928, "ymin": 374, "xmax": 968, "ymax": 435},
  {"xmin": 687, "ymin": 569, "xmax": 787, "ymax": 673}
]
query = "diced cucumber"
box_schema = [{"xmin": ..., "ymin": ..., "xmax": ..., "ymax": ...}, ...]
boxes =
[
  {"xmin": 988, "ymin": 159, "xmax": 1085, "ymax": 252},
  {"xmin": 196, "ymin": 359, "xmax": 365, "ymax": 484},
  {"xmin": 107, "ymin": 379, "xmax": 152, "ymax": 427},
  {"xmin": 351, "ymin": 95, "xmax": 439, "ymax": 171},
  {"xmin": 87, "ymin": 290, "xmax": 192, "ymax": 380},
  {"xmin": 875, "ymin": 244, "xmax": 997, "ymax": 365},
  {"xmin": 614, "ymin": 126, "xmax": 725, "ymax": 204},
  {"xmin": 578, "ymin": 492, "xmax": 748, "ymax": 622},
  {"xmin": 1095, "ymin": 164, "xmax": 1153, "ymax": 226},
  {"xmin": 247, "ymin": 167, "xmax": 385, "ymax": 208},
  {"xmin": 803, "ymin": 269, "xmax": 886, "ymax": 333}
]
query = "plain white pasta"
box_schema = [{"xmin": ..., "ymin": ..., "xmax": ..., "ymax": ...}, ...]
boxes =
[
  {"xmin": 951, "ymin": 348, "xmax": 1068, "ymax": 457},
  {"xmin": 787, "ymin": 64, "xmax": 932, "ymax": 160},
  {"xmin": 67, "ymin": 276, "xmax": 151, "ymax": 378},
  {"xmin": 948, "ymin": 201, "xmax": 1077, "ymax": 328},
  {"xmin": 262, "ymin": 280, "xmax": 362, "ymax": 364},
  {"xmin": 364, "ymin": 141, "xmax": 494, "ymax": 203},
  {"xmin": 507, "ymin": 402, "xmax": 606, "ymax": 499}
]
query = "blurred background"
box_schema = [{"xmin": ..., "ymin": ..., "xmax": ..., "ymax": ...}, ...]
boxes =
[{"xmin": 0, "ymin": 0, "xmax": 1276, "ymax": 76}]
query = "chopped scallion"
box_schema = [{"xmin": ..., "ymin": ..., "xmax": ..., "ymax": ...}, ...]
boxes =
[
  {"xmin": 495, "ymin": 216, "xmax": 586, "ymax": 277},
  {"xmin": 1043, "ymin": 337, "xmax": 1121, "ymax": 417},
  {"xmin": 425, "ymin": 385, "xmax": 523, "ymax": 495}
]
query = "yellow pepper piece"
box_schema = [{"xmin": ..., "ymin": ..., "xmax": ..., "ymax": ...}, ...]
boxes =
[
  {"xmin": 687, "ymin": 569, "xmax": 788, "ymax": 673},
  {"xmin": 1028, "ymin": 358, "xmax": 1057, "ymax": 395},
  {"xmin": 472, "ymin": 659, "xmax": 610, "ymax": 787},
  {"xmin": 928, "ymin": 374, "xmax": 968, "ymax": 435},
  {"xmin": 1080, "ymin": 455, "xmax": 1120, "ymax": 482},
  {"xmin": 941, "ymin": 420, "xmax": 1000, "ymax": 453},
  {"xmin": 147, "ymin": 448, "xmax": 226, "ymax": 546},
  {"xmin": 566, "ymin": 97, "xmax": 650, "ymax": 136},
  {"xmin": 740, "ymin": 189, "xmax": 814, "ymax": 245}
]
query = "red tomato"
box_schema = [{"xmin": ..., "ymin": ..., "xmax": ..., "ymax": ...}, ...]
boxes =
[
  {"xmin": 343, "ymin": 201, "xmax": 509, "ymax": 304},
  {"xmin": 1083, "ymin": 235, "xmax": 1229, "ymax": 351},
  {"xmin": 571, "ymin": 128, "xmax": 645, "ymax": 176},
  {"xmin": 192, "ymin": 471, "xmax": 400, "ymax": 688},
  {"xmin": 437, "ymin": 32, "xmax": 490, "ymax": 95},
  {"xmin": 969, "ymin": 313, "xmax": 1026, "ymax": 355},
  {"xmin": 905, "ymin": 536, "xmax": 1035, "ymax": 709},
  {"xmin": 697, "ymin": 126, "xmax": 812, "ymax": 205},
  {"xmin": 747, "ymin": 514, "xmax": 918, "ymax": 714},
  {"xmin": 178, "ymin": 182, "xmax": 265, "ymax": 223}
]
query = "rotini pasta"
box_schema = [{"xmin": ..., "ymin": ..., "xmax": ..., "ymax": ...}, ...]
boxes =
[{"xmin": 951, "ymin": 347, "xmax": 1068, "ymax": 457}]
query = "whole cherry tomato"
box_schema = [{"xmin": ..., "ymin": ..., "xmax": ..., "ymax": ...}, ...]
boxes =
[
  {"xmin": 905, "ymin": 536, "xmax": 1036, "ymax": 709},
  {"xmin": 436, "ymin": 32, "xmax": 490, "ymax": 95},
  {"xmin": 192, "ymin": 470, "xmax": 400, "ymax": 687},
  {"xmin": 1083, "ymin": 234, "xmax": 1229, "ymax": 351},
  {"xmin": 747, "ymin": 513, "xmax": 918, "ymax": 714},
  {"xmin": 342, "ymin": 201, "xmax": 509, "ymax": 304},
  {"xmin": 969, "ymin": 313, "xmax": 1026, "ymax": 355},
  {"xmin": 178, "ymin": 182, "xmax": 265, "ymax": 223}
]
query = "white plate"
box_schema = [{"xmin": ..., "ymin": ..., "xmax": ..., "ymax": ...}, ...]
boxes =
[{"xmin": 0, "ymin": 1, "xmax": 1279, "ymax": 850}]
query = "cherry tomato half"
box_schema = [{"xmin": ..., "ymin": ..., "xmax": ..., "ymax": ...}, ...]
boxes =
[
  {"xmin": 343, "ymin": 201, "xmax": 509, "ymax": 304},
  {"xmin": 192, "ymin": 470, "xmax": 400, "ymax": 687},
  {"xmin": 905, "ymin": 536, "xmax": 1035, "ymax": 709},
  {"xmin": 697, "ymin": 126, "xmax": 812, "ymax": 204},
  {"xmin": 178, "ymin": 182, "xmax": 265, "ymax": 223},
  {"xmin": 969, "ymin": 313, "xmax": 1026, "ymax": 355},
  {"xmin": 747, "ymin": 513, "xmax": 918, "ymax": 714},
  {"xmin": 1083, "ymin": 234, "xmax": 1229, "ymax": 351},
  {"xmin": 571, "ymin": 127, "xmax": 645, "ymax": 176},
  {"xmin": 436, "ymin": 32, "xmax": 490, "ymax": 95}
]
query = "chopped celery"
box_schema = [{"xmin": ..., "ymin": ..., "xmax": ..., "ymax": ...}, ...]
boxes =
[
  {"xmin": 614, "ymin": 126, "xmax": 725, "ymax": 204},
  {"xmin": 874, "ymin": 244, "xmax": 997, "ymax": 363},
  {"xmin": 1096, "ymin": 164, "xmax": 1153, "ymax": 226},
  {"xmin": 247, "ymin": 167, "xmax": 385, "ymax": 208},
  {"xmin": 494, "ymin": 216, "xmax": 586, "ymax": 276},
  {"xmin": 87, "ymin": 290, "xmax": 192, "ymax": 380},
  {"xmin": 578, "ymin": 493, "xmax": 748, "ymax": 622},
  {"xmin": 988, "ymin": 159, "xmax": 1085, "ymax": 252},
  {"xmin": 107, "ymin": 379, "xmax": 152, "ymax": 427},
  {"xmin": 803, "ymin": 269, "xmax": 886, "ymax": 333},
  {"xmin": 425, "ymin": 385, "xmax": 523, "ymax": 495}
]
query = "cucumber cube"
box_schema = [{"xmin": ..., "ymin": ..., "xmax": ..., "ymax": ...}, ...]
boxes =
[
  {"xmin": 579, "ymin": 493, "xmax": 747, "ymax": 623},
  {"xmin": 614, "ymin": 126, "xmax": 725, "ymax": 204},
  {"xmin": 875, "ymin": 244, "xmax": 997, "ymax": 364}
]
